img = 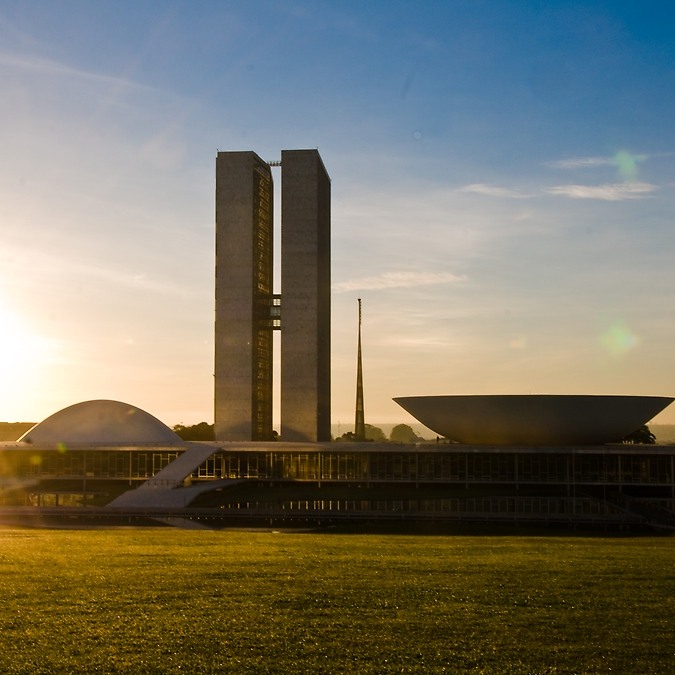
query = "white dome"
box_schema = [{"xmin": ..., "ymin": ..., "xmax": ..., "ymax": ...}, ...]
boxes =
[{"xmin": 19, "ymin": 400, "xmax": 183, "ymax": 446}]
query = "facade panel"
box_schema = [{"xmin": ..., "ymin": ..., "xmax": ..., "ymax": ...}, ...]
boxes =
[
  {"xmin": 215, "ymin": 152, "xmax": 274, "ymax": 440},
  {"xmin": 280, "ymin": 149, "xmax": 331, "ymax": 441}
]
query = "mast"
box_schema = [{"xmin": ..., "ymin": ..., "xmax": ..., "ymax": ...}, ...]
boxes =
[{"xmin": 355, "ymin": 298, "xmax": 365, "ymax": 441}]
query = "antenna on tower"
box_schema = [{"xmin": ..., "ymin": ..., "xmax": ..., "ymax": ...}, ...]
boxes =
[{"xmin": 354, "ymin": 298, "xmax": 365, "ymax": 441}]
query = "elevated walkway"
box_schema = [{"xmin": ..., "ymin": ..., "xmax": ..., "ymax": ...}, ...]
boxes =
[{"xmin": 107, "ymin": 443, "xmax": 229, "ymax": 509}]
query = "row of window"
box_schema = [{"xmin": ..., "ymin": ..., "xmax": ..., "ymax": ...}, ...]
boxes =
[
  {"xmin": 0, "ymin": 449, "xmax": 673, "ymax": 485},
  {"xmin": 0, "ymin": 451, "xmax": 179, "ymax": 479},
  {"xmin": 205, "ymin": 451, "xmax": 675, "ymax": 485},
  {"xmin": 216, "ymin": 497, "xmax": 628, "ymax": 518}
]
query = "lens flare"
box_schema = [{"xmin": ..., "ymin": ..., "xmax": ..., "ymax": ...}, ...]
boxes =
[
  {"xmin": 600, "ymin": 321, "xmax": 640, "ymax": 357},
  {"xmin": 613, "ymin": 150, "xmax": 646, "ymax": 182}
]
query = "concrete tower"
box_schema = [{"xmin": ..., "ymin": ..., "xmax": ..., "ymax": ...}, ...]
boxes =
[
  {"xmin": 214, "ymin": 151, "xmax": 275, "ymax": 441},
  {"xmin": 214, "ymin": 149, "xmax": 331, "ymax": 442},
  {"xmin": 280, "ymin": 149, "xmax": 331, "ymax": 442}
]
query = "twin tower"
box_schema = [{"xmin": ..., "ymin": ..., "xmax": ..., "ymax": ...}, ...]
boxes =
[{"xmin": 214, "ymin": 150, "xmax": 331, "ymax": 442}]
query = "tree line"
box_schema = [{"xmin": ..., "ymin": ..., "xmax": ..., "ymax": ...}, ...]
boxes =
[
  {"xmin": 172, "ymin": 422, "xmax": 657, "ymax": 444},
  {"xmin": 172, "ymin": 422, "xmax": 423, "ymax": 443}
]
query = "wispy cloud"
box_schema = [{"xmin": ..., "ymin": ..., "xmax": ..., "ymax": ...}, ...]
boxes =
[
  {"xmin": 377, "ymin": 334, "xmax": 459, "ymax": 349},
  {"xmin": 2, "ymin": 242, "xmax": 194, "ymax": 298},
  {"xmin": 546, "ymin": 156, "xmax": 617, "ymax": 169},
  {"xmin": 458, "ymin": 183, "xmax": 533, "ymax": 199},
  {"xmin": 545, "ymin": 182, "xmax": 658, "ymax": 201},
  {"xmin": 546, "ymin": 150, "xmax": 653, "ymax": 181},
  {"xmin": 0, "ymin": 49, "xmax": 151, "ymax": 92},
  {"xmin": 333, "ymin": 271, "xmax": 466, "ymax": 293}
]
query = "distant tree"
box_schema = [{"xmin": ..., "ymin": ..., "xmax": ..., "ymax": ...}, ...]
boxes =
[
  {"xmin": 173, "ymin": 422, "xmax": 215, "ymax": 441},
  {"xmin": 364, "ymin": 424, "xmax": 386, "ymax": 442},
  {"xmin": 390, "ymin": 423, "xmax": 420, "ymax": 443},
  {"xmin": 622, "ymin": 425, "xmax": 656, "ymax": 445},
  {"xmin": 336, "ymin": 425, "xmax": 385, "ymax": 442}
]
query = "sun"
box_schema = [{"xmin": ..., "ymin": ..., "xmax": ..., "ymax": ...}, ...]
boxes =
[
  {"xmin": 0, "ymin": 309, "xmax": 31, "ymax": 378},
  {"xmin": 0, "ymin": 300, "xmax": 64, "ymax": 420},
  {"xmin": 0, "ymin": 303, "xmax": 55, "ymax": 383}
]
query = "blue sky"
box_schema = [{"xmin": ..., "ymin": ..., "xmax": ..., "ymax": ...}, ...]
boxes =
[{"xmin": 1, "ymin": 1, "xmax": 674, "ymax": 430}]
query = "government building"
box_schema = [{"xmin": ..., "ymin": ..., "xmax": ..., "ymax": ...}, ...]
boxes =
[
  {"xmin": 215, "ymin": 150, "xmax": 330, "ymax": 443},
  {"xmin": 0, "ymin": 399, "xmax": 674, "ymax": 529},
  {"xmin": 1, "ymin": 150, "xmax": 674, "ymax": 530}
]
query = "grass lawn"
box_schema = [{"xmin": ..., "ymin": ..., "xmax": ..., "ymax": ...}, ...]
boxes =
[{"xmin": 0, "ymin": 528, "xmax": 673, "ymax": 674}]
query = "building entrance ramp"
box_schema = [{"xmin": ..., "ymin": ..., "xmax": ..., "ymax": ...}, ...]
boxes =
[
  {"xmin": 143, "ymin": 442, "xmax": 219, "ymax": 488},
  {"xmin": 107, "ymin": 443, "xmax": 223, "ymax": 509}
]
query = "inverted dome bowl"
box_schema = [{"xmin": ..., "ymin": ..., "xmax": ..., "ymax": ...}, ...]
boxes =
[{"xmin": 393, "ymin": 395, "xmax": 673, "ymax": 446}]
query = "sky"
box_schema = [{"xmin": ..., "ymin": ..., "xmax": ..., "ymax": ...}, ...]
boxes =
[{"xmin": 1, "ymin": 1, "xmax": 675, "ymax": 432}]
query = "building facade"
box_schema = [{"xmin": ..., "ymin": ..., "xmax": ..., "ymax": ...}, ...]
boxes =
[
  {"xmin": 214, "ymin": 149, "xmax": 331, "ymax": 442},
  {"xmin": 3, "ymin": 441, "xmax": 675, "ymax": 528},
  {"xmin": 280, "ymin": 150, "xmax": 331, "ymax": 442},
  {"xmin": 215, "ymin": 152, "xmax": 275, "ymax": 441}
]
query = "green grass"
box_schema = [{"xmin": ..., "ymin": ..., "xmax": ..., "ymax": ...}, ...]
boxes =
[{"xmin": 0, "ymin": 529, "xmax": 673, "ymax": 674}]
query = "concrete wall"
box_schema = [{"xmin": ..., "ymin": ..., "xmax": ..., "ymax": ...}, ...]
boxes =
[
  {"xmin": 280, "ymin": 149, "xmax": 331, "ymax": 441},
  {"xmin": 214, "ymin": 151, "xmax": 274, "ymax": 441}
]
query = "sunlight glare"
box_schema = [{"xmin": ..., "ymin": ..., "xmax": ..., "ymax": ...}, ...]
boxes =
[{"xmin": 0, "ymin": 302, "xmax": 58, "ymax": 386}]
